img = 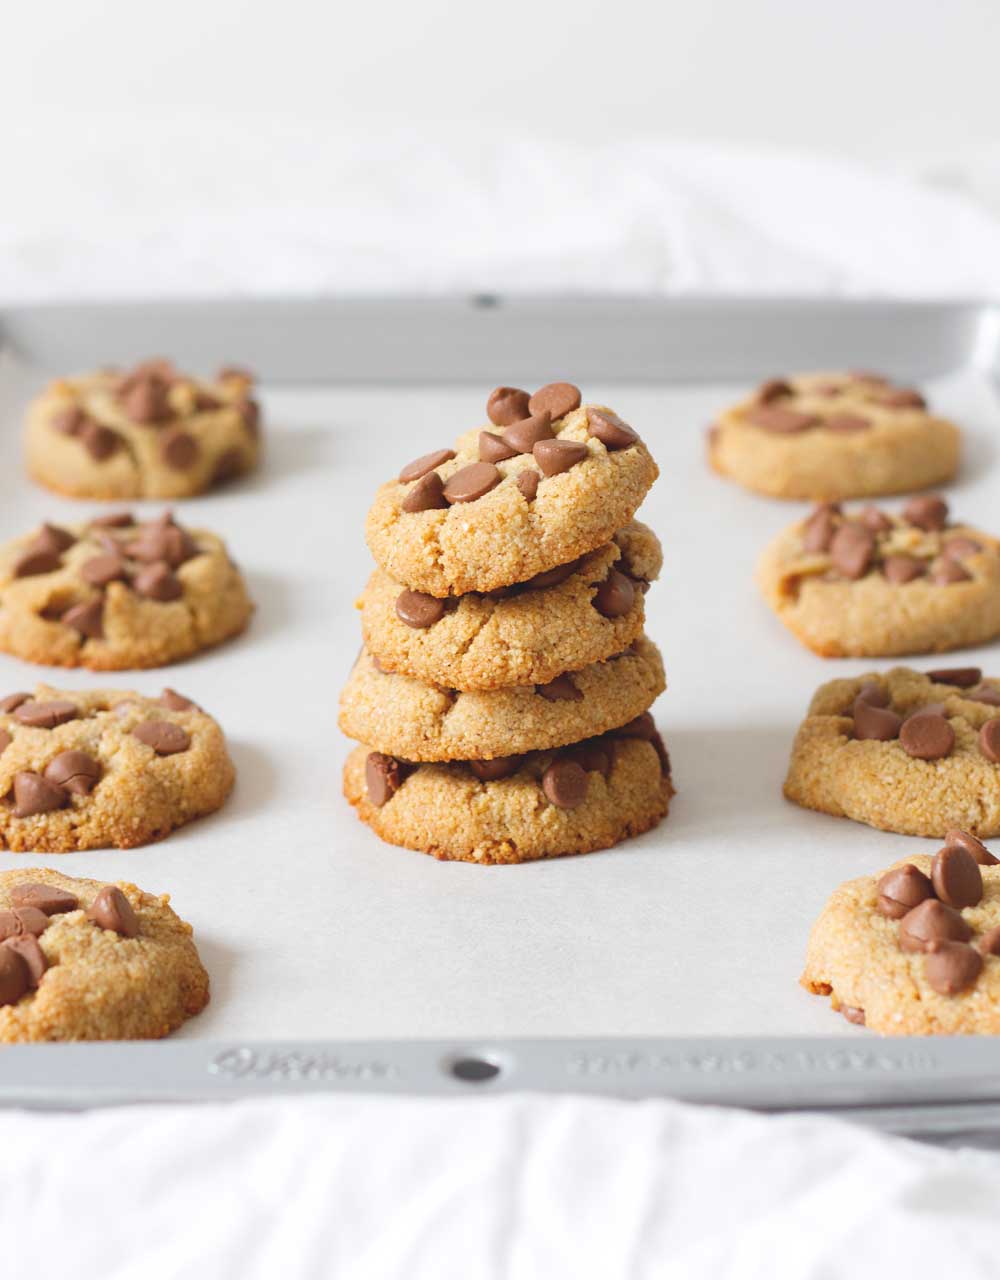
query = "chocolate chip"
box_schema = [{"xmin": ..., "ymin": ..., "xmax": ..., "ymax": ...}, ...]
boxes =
[
  {"xmin": 903, "ymin": 494, "xmax": 948, "ymax": 531},
  {"xmin": 0, "ymin": 693, "xmax": 29, "ymax": 714},
  {"xmin": 443, "ymin": 462, "xmax": 501, "ymax": 504},
  {"xmin": 926, "ymin": 667, "xmax": 981, "ymax": 688},
  {"xmin": 875, "ymin": 387, "xmax": 927, "ymax": 409},
  {"xmin": 0, "ymin": 948, "xmax": 28, "ymax": 1007},
  {"xmin": 12, "ymin": 771, "xmax": 68, "ymax": 817},
  {"xmin": 876, "ymin": 864, "xmax": 934, "ymax": 919},
  {"xmin": 586, "ymin": 409, "xmax": 639, "ymax": 450},
  {"xmin": 126, "ymin": 519, "xmax": 198, "ymax": 568},
  {"xmin": 944, "ymin": 536, "xmax": 982, "ymax": 560},
  {"xmin": 212, "ymin": 447, "xmax": 245, "ymax": 486},
  {"xmin": 853, "ymin": 700, "xmax": 902, "ymax": 742},
  {"xmin": 528, "ymin": 382, "xmax": 581, "ymax": 421},
  {"xmin": 91, "ymin": 512, "xmax": 135, "ymax": 528},
  {"xmin": 841, "ymin": 1006, "xmax": 866, "ymax": 1025},
  {"xmin": 592, "ymin": 569, "xmax": 635, "ymax": 619},
  {"xmin": 468, "ymin": 756, "xmax": 523, "ymax": 781},
  {"xmin": 882, "ymin": 554, "xmax": 926, "ymax": 584},
  {"xmin": 802, "ymin": 504, "xmax": 839, "ymax": 553},
  {"xmin": 825, "ymin": 414, "xmax": 871, "ymax": 434},
  {"xmin": 395, "ymin": 590, "xmax": 445, "ymax": 628},
  {"xmin": 541, "ymin": 759, "xmax": 589, "ymax": 809},
  {"xmin": 969, "ymin": 683, "xmax": 1000, "ymax": 707},
  {"xmin": 613, "ymin": 712, "xmax": 657, "ymax": 740},
  {"xmin": 0, "ymin": 731, "xmax": 10, "ymax": 753},
  {"xmin": 899, "ymin": 712, "xmax": 955, "ymax": 760},
  {"xmin": 192, "ymin": 389, "xmax": 221, "ymax": 412},
  {"xmin": 756, "ymin": 378, "xmax": 793, "ymax": 403},
  {"xmin": 80, "ymin": 552, "xmax": 127, "ymax": 587},
  {"xmin": 160, "ymin": 688, "xmax": 198, "ymax": 711},
  {"xmin": 161, "ymin": 428, "xmax": 199, "ymax": 470},
  {"xmin": 365, "ymin": 752, "xmax": 407, "ymax": 806},
  {"xmin": 533, "ymin": 439, "xmax": 589, "ymax": 477},
  {"xmin": 3, "ymin": 933, "xmax": 47, "ymax": 987},
  {"xmin": 502, "ymin": 411, "xmax": 554, "ymax": 454},
  {"xmin": 855, "ymin": 681, "xmax": 889, "ymax": 708},
  {"xmin": 925, "ymin": 940, "xmax": 982, "ymax": 995},
  {"xmin": 917, "ymin": 702, "xmax": 948, "ymax": 718},
  {"xmin": 10, "ymin": 882, "xmax": 78, "ymax": 915},
  {"xmin": 33, "ymin": 524, "xmax": 76, "ymax": 555},
  {"xmin": 478, "ymin": 431, "xmax": 519, "ymax": 463},
  {"xmin": 14, "ymin": 700, "xmax": 79, "ymax": 729},
  {"xmin": 121, "ymin": 374, "xmax": 171, "ymax": 424},
  {"xmin": 132, "ymin": 721, "xmax": 191, "ymax": 755},
  {"xmin": 931, "ymin": 558, "xmax": 972, "ymax": 585},
  {"xmin": 944, "ymin": 829, "xmax": 998, "ymax": 865},
  {"xmin": 43, "ymin": 750, "xmax": 101, "ymax": 796},
  {"xmin": 829, "ymin": 523, "xmax": 875, "ymax": 579},
  {"xmin": 516, "ymin": 470, "xmax": 540, "ymax": 502},
  {"xmin": 744, "ymin": 406, "xmax": 818, "ymax": 433},
  {"xmin": 898, "ymin": 899, "xmax": 971, "ymax": 952},
  {"xmin": 524, "ymin": 559, "xmax": 581, "ymax": 590},
  {"xmin": 536, "ymin": 674, "xmax": 582, "ymax": 702},
  {"xmin": 13, "ymin": 548, "xmax": 62, "ymax": 577},
  {"xmin": 859, "ymin": 506, "xmax": 893, "ymax": 534},
  {"xmin": 0, "ymin": 908, "xmax": 49, "ymax": 942},
  {"xmin": 52, "ymin": 406, "xmax": 85, "ymax": 436},
  {"xmin": 398, "ymin": 449, "xmax": 456, "ymax": 483},
  {"xmin": 86, "ymin": 885, "xmax": 139, "ymax": 938},
  {"xmin": 978, "ymin": 926, "xmax": 1000, "ymax": 956},
  {"xmin": 979, "ymin": 718, "xmax": 1000, "ymax": 764},
  {"xmin": 931, "ymin": 844, "xmax": 983, "ymax": 909},
  {"xmin": 486, "ymin": 387, "xmax": 531, "ymax": 426},
  {"xmin": 564, "ymin": 740, "xmax": 613, "ymax": 779},
  {"xmin": 61, "ymin": 599, "xmax": 104, "ymax": 638},
  {"xmin": 133, "ymin": 562, "xmax": 183, "ymax": 601},
  {"xmin": 80, "ymin": 421, "xmax": 120, "ymax": 461}
]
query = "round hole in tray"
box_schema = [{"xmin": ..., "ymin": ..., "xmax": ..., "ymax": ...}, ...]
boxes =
[{"xmin": 449, "ymin": 1054, "xmax": 503, "ymax": 1084}]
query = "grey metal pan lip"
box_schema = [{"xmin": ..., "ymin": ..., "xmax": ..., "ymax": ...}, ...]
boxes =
[{"xmin": 2, "ymin": 294, "xmax": 1000, "ymax": 1132}]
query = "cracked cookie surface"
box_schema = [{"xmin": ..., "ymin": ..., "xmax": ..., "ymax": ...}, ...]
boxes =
[
  {"xmin": 343, "ymin": 728, "xmax": 672, "ymax": 864},
  {"xmin": 0, "ymin": 512, "xmax": 253, "ymax": 669},
  {"xmin": 708, "ymin": 371, "xmax": 960, "ymax": 501},
  {"xmin": 365, "ymin": 386, "xmax": 658, "ymax": 597},
  {"xmin": 26, "ymin": 359, "xmax": 261, "ymax": 500},
  {"xmin": 358, "ymin": 521, "xmax": 661, "ymax": 691},
  {"xmin": 0, "ymin": 867, "xmax": 208, "ymax": 1041},
  {"xmin": 785, "ymin": 667, "xmax": 1000, "ymax": 837},
  {"xmin": 339, "ymin": 635, "xmax": 666, "ymax": 761},
  {"xmin": 0, "ymin": 685, "xmax": 234, "ymax": 850},
  {"xmin": 757, "ymin": 495, "xmax": 1000, "ymax": 657}
]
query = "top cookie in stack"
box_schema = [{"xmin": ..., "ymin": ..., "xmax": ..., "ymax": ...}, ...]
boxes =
[{"xmin": 341, "ymin": 382, "xmax": 672, "ymax": 865}]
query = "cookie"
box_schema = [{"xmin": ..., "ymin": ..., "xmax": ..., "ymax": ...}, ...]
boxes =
[
  {"xmin": 339, "ymin": 635, "xmax": 665, "ymax": 762},
  {"xmin": 26, "ymin": 359, "xmax": 261, "ymax": 500},
  {"xmin": 0, "ymin": 867, "xmax": 208, "ymax": 1041},
  {"xmin": 757, "ymin": 495, "xmax": 1000, "ymax": 657},
  {"xmin": 0, "ymin": 685, "xmax": 234, "ymax": 850},
  {"xmin": 784, "ymin": 666, "xmax": 1000, "ymax": 837},
  {"xmin": 708, "ymin": 371, "xmax": 960, "ymax": 501},
  {"xmin": 365, "ymin": 383, "xmax": 658, "ymax": 596},
  {"xmin": 358, "ymin": 521, "xmax": 661, "ymax": 691},
  {"xmin": 802, "ymin": 836, "xmax": 1000, "ymax": 1034},
  {"xmin": 343, "ymin": 718, "xmax": 672, "ymax": 864},
  {"xmin": 0, "ymin": 511, "xmax": 253, "ymax": 669}
]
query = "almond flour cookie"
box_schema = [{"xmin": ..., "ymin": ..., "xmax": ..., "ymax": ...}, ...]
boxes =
[
  {"xmin": 0, "ymin": 511, "xmax": 253, "ymax": 669},
  {"xmin": 802, "ymin": 836, "xmax": 1000, "ymax": 1034},
  {"xmin": 0, "ymin": 685, "xmax": 234, "ymax": 850},
  {"xmin": 26, "ymin": 359, "xmax": 261, "ymax": 500},
  {"xmin": 708, "ymin": 371, "xmax": 960, "ymax": 501},
  {"xmin": 0, "ymin": 867, "xmax": 209, "ymax": 1041},
  {"xmin": 365, "ymin": 382, "xmax": 659, "ymax": 597},
  {"xmin": 343, "ymin": 715, "xmax": 672, "ymax": 864},
  {"xmin": 785, "ymin": 666, "xmax": 1000, "ymax": 837},
  {"xmin": 358, "ymin": 521, "xmax": 662, "ymax": 691},
  {"xmin": 339, "ymin": 635, "xmax": 665, "ymax": 762},
  {"xmin": 757, "ymin": 495, "xmax": 1000, "ymax": 657}
]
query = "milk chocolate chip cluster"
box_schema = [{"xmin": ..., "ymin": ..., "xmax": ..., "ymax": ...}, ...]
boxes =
[
  {"xmin": 848, "ymin": 669, "xmax": 1000, "ymax": 763},
  {"xmin": 742, "ymin": 371, "xmax": 926, "ymax": 435}
]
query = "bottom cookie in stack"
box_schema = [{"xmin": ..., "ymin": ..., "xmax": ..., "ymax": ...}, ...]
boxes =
[{"xmin": 343, "ymin": 713, "xmax": 673, "ymax": 864}]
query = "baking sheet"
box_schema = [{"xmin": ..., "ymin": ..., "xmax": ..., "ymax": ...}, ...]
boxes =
[{"xmin": 0, "ymin": 298, "xmax": 999, "ymax": 1109}]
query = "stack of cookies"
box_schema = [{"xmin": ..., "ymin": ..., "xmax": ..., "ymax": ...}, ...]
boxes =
[{"xmin": 340, "ymin": 381, "xmax": 672, "ymax": 864}]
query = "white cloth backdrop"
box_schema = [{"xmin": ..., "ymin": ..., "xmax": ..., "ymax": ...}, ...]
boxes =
[{"xmin": 3, "ymin": 135, "xmax": 1000, "ymax": 1278}]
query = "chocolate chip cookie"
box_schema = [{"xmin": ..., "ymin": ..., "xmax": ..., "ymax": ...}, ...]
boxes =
[
  {"xmin": 343, "ymin": 716, "xmax": 672, "ymax": 863},
  {"xmin": 802, "ymin": 835, "xmax": 1000, "ymax": 1033},
  {"xmin": 708, "ymin": 371, "xmax": 960, "ymax": 501},
  {"xmin": 0, "ymin": 685, "xmax": 234, "ymax": 850},
  {"xmin": 785, "ymin": 667, "xmax": 1000, "ymax": 837},
  {"xmin": 339, "ymin": 635, "xmax": 665, "ymax": 762},
  {"xmin": 26, "ymin": 359, "xmax": 261, "ymax": 500},
  {"xmin": 0, "ymin": 511, "xmax": 253, "ymax": 669},
  {"xmin": 365, "ymin": 383, "xmax": 659, "ymax": 597},
  {"xmin": 0, "ymin": 867, "xmax": 208, "ymax": 1041},
  {"xmin": 757, "ymin": 495, "xmax": 1000, "ymax": 656},
  {"xmin": 358, "ymin": 520, "xmax": 661, "ymax": 691}
]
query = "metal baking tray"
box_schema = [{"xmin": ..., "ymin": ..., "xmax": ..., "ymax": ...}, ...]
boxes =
[{"xmin": 0, "ymin": 296, "xmax": 999, "ymax": 1132}]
